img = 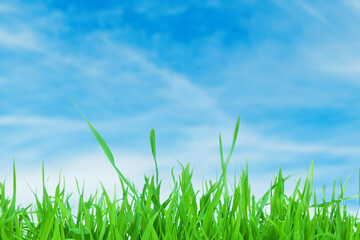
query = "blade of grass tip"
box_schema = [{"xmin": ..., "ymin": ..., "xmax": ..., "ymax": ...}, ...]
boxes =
[
  {"xmin": 150, "ymin": 129, "xmax": 159, "ymax": 185},
  {"xmin": 7, "ymin": 157, "xmax": 16, "ymax": 227},
  {"xmin": 219, "ymin": 116, "xmax": 240, "ymax": 198},
  {"xmin": 70, "ymin": 98, "xmax": 138, "ymax": 197},
  {"xmin": 70, "ymin": 98, "xmax": 115, "ymax": 167},
  {"xmin": 219, "ymin": 133, "xmax": 225, "ymax": 174},
  {"xmin": 225, "ymin": 116, "xmax": 240, "ymax": 168},
  {"xmin": 225, "ymin": 116, "xmax": 240, "ymax": 199},
  {"xmin": 12, "ymin": 158, "xmax": 16, "ymax": 207},
  {"xmin": 41, "ymin": 161, "xmax": 51, "ymax": 213},
  {"xmin": 12, "ymin": 157, "xmax": 16, "ymax": 204},
  {"xmin": 342, "ymin": 168, "xmax": 358, "ymax": 197}
]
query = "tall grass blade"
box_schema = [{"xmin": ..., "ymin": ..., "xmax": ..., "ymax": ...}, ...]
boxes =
[{"xmin": 150, "ymin": 128, "xmax": 159, "ymax": 185}]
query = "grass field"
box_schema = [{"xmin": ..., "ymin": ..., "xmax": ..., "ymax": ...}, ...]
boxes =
[{"xmin": 0, "ymin": 103, "xmax": 359, "ymax": 239}]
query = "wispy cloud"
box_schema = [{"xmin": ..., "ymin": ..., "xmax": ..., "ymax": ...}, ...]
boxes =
[
  {"xmin": 0, "ymin": 26, "xmax": 40, "ymax": 51},
  {"xmin": 0, "ymin": 115, "xmax": 83, "ymax": 127},
  {"xmin": 344, "ymin": 0, "xmax": 360, "ymax": 11},
  {"xmin": 295, "ymin": 0, "xmax": 330, "ymax": 24},
  {"xmin": 0, "ymin": 77, "xmax": 6, "ymax": 84},
  {"xmin": 0, "ymin": 2, "xmax": 18, "ymax": 14},
  {"xmin": 307, "ymin": 45, "xmax": 360, "ymax": 78}
]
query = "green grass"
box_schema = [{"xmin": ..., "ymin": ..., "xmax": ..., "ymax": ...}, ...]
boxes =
[{"xmin": 0, "ymin": 102, "xmax": 359, "ymax": 239}]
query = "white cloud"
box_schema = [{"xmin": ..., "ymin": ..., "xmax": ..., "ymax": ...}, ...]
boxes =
[
  {"xmin": 7, "ymin": 24, "xmax": 217, "ymax": 114},
  {"xmin": 317, "ymin": 56, "xmax": 360, "ymax": 76},
  {"xmin": 0, "ymin": 3, "xmax": 18, "ymax": 13},
  {"xmin": 0, "ymin": 115, "xmax": 88, "ymax": 154},
  {"xmin": 301, "ymin": 41, "xmax": 360, "ymax": 84},
  {"xmin": 344, "ymin": 0, "xmax": 360, "ymax": 11},
  {"xmin": 0, "ymin": 115, "xmax": 84, "ymax": 127},
  {"xmin": 295, "ymin": 0, "xmax": 330, "ymax": 25},
  {"xmin": 141, "ymin": 60, "xmax": 217, "ymax": 110},
  {"xmin": 0, "ymin": 77, "xmax": 6, "ymax": 84},
  {"xmin": 0, "ymin": 2, "xmax": 66, "ymax": 53},
  {"xmin": 0, "ymin": 26, "xmax": 41, "ymax": 51},
  {"xmin": 248, "ymin": 136, "xmax": 360, "ymax": 156},
  {"xmin": 64, "ymin": 35, "xmax": 218, "ymax": 111},
  {"xmin": 157, "ymin": 72, "xmax": 216, "ymax": 109}
]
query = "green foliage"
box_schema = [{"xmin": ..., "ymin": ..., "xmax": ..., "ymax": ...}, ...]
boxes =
[{"xmin": 0, "ymin": 103, "xmax": 359, "ymax": 239}]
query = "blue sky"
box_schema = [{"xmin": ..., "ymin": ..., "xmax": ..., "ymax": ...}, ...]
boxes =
[{"xmin": 1, "ymin": 0, "xmax": 360, "ymax": 212}]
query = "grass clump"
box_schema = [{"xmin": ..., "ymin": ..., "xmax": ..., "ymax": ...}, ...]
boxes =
[{"xmin": 0, "ymin": 102, "xmax": 359, "ymax": 239}]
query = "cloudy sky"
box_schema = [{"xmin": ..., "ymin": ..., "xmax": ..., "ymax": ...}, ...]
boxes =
[{"xmin": 0, "ymin": 0, "xmax": 359, "ymax": 212}]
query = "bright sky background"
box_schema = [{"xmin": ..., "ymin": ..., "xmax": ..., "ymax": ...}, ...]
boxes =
[{"xmin": 1, "ymin": 0, "xmax": 359, "ymax": 213}]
